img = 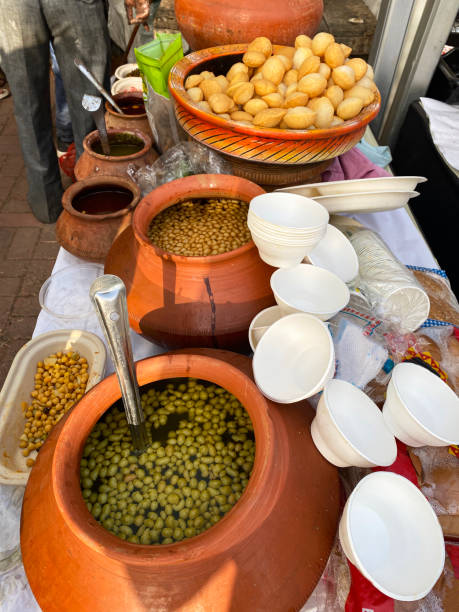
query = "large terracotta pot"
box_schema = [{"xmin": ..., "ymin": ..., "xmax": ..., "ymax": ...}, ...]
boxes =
[
  {"xmin": 21, "ymin": 349, "xmax": 340, "ymax": 611},
  {"xmin": 175, "ymin": 0, "xmax": 323, "ymax": 49},
  {"xmin": 74, "ymin": 128, "xmax": 157, "ymax": 182},
  {"xmin": 104, "ymin": 92, "xmax": 152, "ymax": 140},
  {"xmin": 104, "ymin": 174, "xmax": 276, "ymax": 351},
  {"xmin": 55, "ymin": 176, "xmax": 141, "ymax": 263}
]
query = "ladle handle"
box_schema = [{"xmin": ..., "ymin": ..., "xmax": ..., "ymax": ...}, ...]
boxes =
[
  {"xmin": 90, "ymin": 275, "xmax": 148, "ymax": 452},
  {"xmin": 91, "ymin": 105, "xmax": 111, "ymax": 156}
]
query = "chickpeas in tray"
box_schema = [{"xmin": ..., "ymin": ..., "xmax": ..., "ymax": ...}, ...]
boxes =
[{"xmin": 20, "ymin": 351, "xmax": 89, "ymax": 466}]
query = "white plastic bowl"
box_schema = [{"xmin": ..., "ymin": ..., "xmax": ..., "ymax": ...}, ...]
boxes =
[
  {"xmin": 248, "ymin": 305, "xmax": 284, "ymax": 351},
  {"xmin": 39, "ymin": 264, "xmax": 103, "ymax": 321},
  {"xmin": 252, "ymin": 313, "xmax": 335, "ymax": 403},
  {"xmin": 249, "ymin": 192, "xmax": 329, "ymax": 230},
  {"xmin": 339, "ymin": 471, "xmax": 445, "ymax": 601},
  {"xmin": 382, "ymin": 361, "xmax": 459, "ymax": 447},
  {"xmin": 114, "ymin": 63, "xmax": 139, "ymax": 80},
  {"xmin": 111, "ymin": 77, "xmax": 143, "ymax": 95},
  {"xmin": 307, "ymin": 224, "xmax": 359, "ymax": 283},
  {"xmin": 270, "ymin": 264, "xmax": 350, "ymax": 319},
  {"xmin": 0, "ymin": 330, "xmax": 106, "ymax": 485},
  {"xmin": 249, "ymin": 231, "xmax": 309, "ymax": 268},
  {"xmin": 311, "ymin": 379, "xmax": 397, "ymax": 467},
  {"xmin": 247, "ymin": 216, "xmax": 325, "ymax": 242}
]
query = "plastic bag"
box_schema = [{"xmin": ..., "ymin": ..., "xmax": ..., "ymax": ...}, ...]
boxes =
[
  {"xmin": 128, "ymin": 142, "xmax": 231, "ymax": 195},
  {"xmin": 343, "ymin": 227, "xmax": 430, "ymax": 334},
  {"xmin": 134, "ymin": 32, "xmax": 183, "ymax": 99},
  {"xmin": 144, "ymin": 80, "xmax": 182, "ymax": 154}
]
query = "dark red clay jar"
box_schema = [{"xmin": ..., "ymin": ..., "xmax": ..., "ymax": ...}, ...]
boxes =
[
  {"xmin": 56, "ymin": 176, "xmax": 141, "ymax": 263},
  {"xmin": 175, "ymin": 0, "xmax": 323, "ymax": 50},
  {"xmin": 104, "ymin": 92, "xmax": 152, "ymax": 140},
  {"xmin": 104, "ymin": 174, "xmax": 276, "ymax": 351},
  {"xmin": 74, "ymin": 128, "xmax": 157, "ymax": 182},
  {"xmin": 21, "ymin": 350, "xmax": 340, "ymax": 612}
]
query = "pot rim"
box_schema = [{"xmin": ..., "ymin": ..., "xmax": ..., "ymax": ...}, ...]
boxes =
[
  {"xmin": 82, "ymin": 128, "xmax": 152, "ymax": 162},
  {"xmin": 61, "ymin": 175, "xmax": 141, "ymax": 220},
  {"xmin": 132, "ymin": 174, "xmax": 265, "ymax": 263},
  {"xmin": 105, "ymin": 92, "xmax": 147, "ymax": 120},
  {"xmin": 51, "ymin": 353, "xmax": 279, "ymax": 566}
]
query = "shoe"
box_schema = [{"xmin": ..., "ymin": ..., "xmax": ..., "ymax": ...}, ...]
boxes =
[{"xmin": 56, "ymin": 140, "xmax": 73, "ymax": 158}]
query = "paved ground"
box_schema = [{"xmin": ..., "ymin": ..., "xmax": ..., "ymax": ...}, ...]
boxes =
[{"xmin": 0, "ymin": 95, "xmax": 61, "ymax": 386}]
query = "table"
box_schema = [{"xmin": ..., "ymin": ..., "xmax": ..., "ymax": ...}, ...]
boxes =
[{"xmin": 0, "ymin": 203, "xmax": 440, "ymax": 611}]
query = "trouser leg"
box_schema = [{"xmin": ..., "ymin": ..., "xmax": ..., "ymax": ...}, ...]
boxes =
[
  {"xmin": 50, "ymin": 43, "xmax": 74, "ymax": 146},
  {"xmin": 0, "ymin": 0, "xmax": 63, "ymax": 224},
  {"xmin": 44, "ymin": 0, "xmax": 111, "ymax": 158}
]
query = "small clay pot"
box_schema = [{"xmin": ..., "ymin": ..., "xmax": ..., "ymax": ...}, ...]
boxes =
[
  {"xmin": 74, "ymin": 128, "xmax": 157, "ymax": 182},
  {"xmin": 104, "ymin": 92, "xmax": 152, "ymax": 140},
  {"xmin": 104, "ymin": 174, "xmax": 277, "ymax": 351},
  {"xmin": 21, "ymin": 349, "xmax": 340, "ymax": 612},
  {"xmin": 56, "ymin": 176, "xmax": 141, "ymax": 263}
]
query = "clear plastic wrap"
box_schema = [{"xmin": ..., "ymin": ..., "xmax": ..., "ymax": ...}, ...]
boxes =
[
  {"xmin": 348, "ymin": 229, "xmax": 430, "ymax": 334},
  {"xmin": 144, "ymin": 81, "xmax": 183, "ymax": 154},
  {"xmin": 128, "ymin": 142, "xmax": 231, "ymax": 195}
]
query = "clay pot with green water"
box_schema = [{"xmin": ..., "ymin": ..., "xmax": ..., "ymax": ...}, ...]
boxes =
[
  {"xmin": 74, "ymin": 128, "xmax": 157, "ymax": 182},
  {"xmin": 104, "ymin": 92, "xmax": 152, "ymax": 140},
  {"xmin": 56, "ymin": 176, "xmax": 141, "ymax": 263}
]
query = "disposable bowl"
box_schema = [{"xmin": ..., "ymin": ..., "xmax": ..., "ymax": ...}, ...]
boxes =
[
  {"xmin": 339, "ymin": 471, "xmax": 445, "ymax": 600},
  {"xmin": 382, "ymin": 361, "xmax": 459, "ymax": 447},
  {"xmin": 39, "ymin": 264, "xmax": 104, "ymax": 320},
  {"xmin": 270, "ymin": 264, "xmax": 350, "ymax": 320},
  {"xmin": 307, "ymin": 224, "xmax": 359, "ymax": 283},
  {"xmin": 252, "ymin": 313, "xmax": 335, "ymax": 403},
  {"xmin": 114, "ymin": 63, "xmax": 139, "ymax": 80},
  {"xmin": 249, "ymin": 233, "xmax": 309, "ymax": 268},
  {"xmin": 111, "ymin": 77, "xmax": 143, "ymax": 95},
  {"xmin": 248, "ymin": 305, "xmax": 284, "ymax": 351},
  {"xmin": 311, "ymin": 379, "xmax": 397, "ymax": 468},
  {"xmin": 249, "ymin": 193, "xmax": 329, "ymax": 231}
]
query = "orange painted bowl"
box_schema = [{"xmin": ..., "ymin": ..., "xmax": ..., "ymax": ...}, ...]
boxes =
[{"xmin": 169, "ymin": 44, "xmax": 381, "ymax": 165}]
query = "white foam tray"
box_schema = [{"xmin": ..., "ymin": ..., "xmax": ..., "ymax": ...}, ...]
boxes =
[
  {"xmin": 0, "ymin": 330, "xmax": 106, "ymax": 485},
  {"xmin": 275, "ymin": 176, "xmax": 427, "ymax": 198}
]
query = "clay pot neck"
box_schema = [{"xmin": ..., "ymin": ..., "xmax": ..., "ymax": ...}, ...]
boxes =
[
  {"xmin": 62, "ymin": 176, "xmax": 141, "ymax": 220},
  {"xmin": 132, "ymin": 174, "xmax": 256, "ymax": 265},
  {"xmin": 51, "ymin": 354, "xmax": 281, "ymax": 565},
  {"xmin": 83, "ymin": 128, "xmax": 152, "ymax": 162},
  {"xmin": 105, "ymin": 92, "xmax": 147, "ymax": 119}
]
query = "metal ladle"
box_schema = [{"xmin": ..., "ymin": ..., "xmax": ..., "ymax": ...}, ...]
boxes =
[
  {"xmin": 74, "ymin": 57, "xmax": 124, "ymax": 115},
  {"xmin": 90, "ymin": 275, "xmax": 148, "ymax": 453},
  {"xmin": 82, "ymin": 94, "xmax": 111, "ymax": 156}
]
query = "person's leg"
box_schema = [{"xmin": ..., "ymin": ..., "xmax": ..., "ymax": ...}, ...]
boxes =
[
  {"xmin": 49, "ymin": 42, "xmax": 74, "ymax": 150},
  {"xmin": 45, "ymin": 0, "xmax": 111, "ymax": 158},
  {"xmin": 0, "ymin": 0, "xmax": 63, "ymax": 223}
]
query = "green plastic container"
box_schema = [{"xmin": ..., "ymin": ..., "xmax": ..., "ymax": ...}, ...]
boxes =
[{"xmin": 134, "ymin": 33, "xmax": 183, "ymax": 99}]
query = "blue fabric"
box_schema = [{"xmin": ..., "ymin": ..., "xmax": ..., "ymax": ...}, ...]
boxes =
[
  {"xmin": 50, "ymin": 43, "xmax": 73, "ymax": 146},
  {"xmin": 356, "ymin": 139, "xmax": 392, "ymax": 168}
]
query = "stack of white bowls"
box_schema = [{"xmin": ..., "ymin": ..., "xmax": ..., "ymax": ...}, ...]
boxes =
[{"xmin": 247, "ymin": 193, "xmax": 329, "ymax": 268}]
